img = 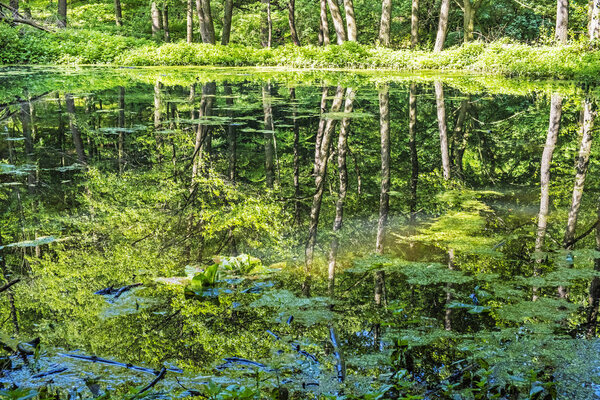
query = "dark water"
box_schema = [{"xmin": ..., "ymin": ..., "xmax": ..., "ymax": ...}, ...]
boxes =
[{"xmin": 1, "ymin": 67, "xmax": 600, "ymax": 398}]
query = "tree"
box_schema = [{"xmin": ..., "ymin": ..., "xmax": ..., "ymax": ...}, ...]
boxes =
[
  {"xmin": 162, "ymin": 5, "xmax": 170, "ymax": 42},
  {"xmin": 151, "ymin": 2, "xmax": 161, "ymax": 37},
  {"xmin": 434, "ymin": 0, "xmax": 450, "ymax": 52},
  {"xmin": 319, "ymin": 0, "xmax": 330, "ymax": 45},
  {"xmin": 288, "ymin": 0, "xmax": 301, "ymax": 45},
  {"xmin": 187, "ymin": 0, "xmax": 194, "ymax": 43},
  {"xmin": 327, "ymin": 0, "xmax": 347, "ymax": 44},
  {"xmin": 222, "ymin": 0, "xmax": 233, "ymax": 45},
  {"xmin": 196, "ymin": 0, "xmax": 216, "ymax": 44},
  {"xmin": 410, "ymin": 0, "xmax": 418, "ymax": 48},
  {"xmin": 462, "ymin": 0, "xmax": 484, "ymax": 42},
  {"xmin": 555, "ymin": 0, "xmax": 568, "ymax": 43},
  {"xmin": 114, "ymin": 0, "xmax": 122, "ymax": 26},
  {"xmin": 344, "ymin": 0, "xmax": 357, "ymax": 41},
  {"xmin": 57, "ymin": 0, "xmax": 67, "ymax": 28},
  {"xmin": 590, "ymin": 0, "xmax": 600, "ymax": 40},
  {"xmin": 378, "ymin": 0, "xmax": 392, "ymax": 46},
  {"xmin": 261, "ymin": 0, "xmax": 272, "ymax": 47}
]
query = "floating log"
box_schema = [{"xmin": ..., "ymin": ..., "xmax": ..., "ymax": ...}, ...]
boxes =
[{"xmin": 58, "ymin": 353, "xmax": 182, "ymax": 375}]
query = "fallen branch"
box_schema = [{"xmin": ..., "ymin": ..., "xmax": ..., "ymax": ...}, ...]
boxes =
[
  {"xmin": 565, "ymin": 218, "xmax": 600, "ymax": 249},
  {"xmin": 0, "ymin": 279, "xmax": 20, "ymax": 293},
  {"xmin": 59, "ymin": 353, "xmax": 183, "ymax": 375},
  {"xmin": 138, "ymin": 367, "xmax": 167, "ymax": 395},
  {"xmin": 32, "ymin": 367, "xmax": 68, "ymax": 379},
  {"xmin": 0, "ymin": 2, "xmax": 52, "ymax": 32}
]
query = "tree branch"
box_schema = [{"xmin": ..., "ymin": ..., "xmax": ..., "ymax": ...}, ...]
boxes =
[{"xmin": 0, "ymin": 279, "xmax": 20, "ymax": 294}]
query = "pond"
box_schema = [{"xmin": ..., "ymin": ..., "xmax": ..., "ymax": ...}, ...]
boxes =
[{"xmin": 1, "ymin": 66, "xmax": 600, "ymax": 399}]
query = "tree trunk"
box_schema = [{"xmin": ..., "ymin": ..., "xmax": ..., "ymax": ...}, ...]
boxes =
[
  {"xmin": 261, "ymin": 0, "xmax": 272, "ymax": 47},
  {"xmin": 463, "ymin": 0, "xmax": 475, "ymax": 42},
  {"xmin": 151, "ymin": 2, "xmax": 161, "ymax": 37},
  {"xmin": 376, "ymin": 85, "xmax": 391, "ymax": 253},
  {"xmin": 590, "ymin": 0, "xmax": 600, "ymax": 40},
  {"xmin": 410, "ymin": 0, "xmax": 419, "ymax": 48},
  {"xmin": 533, "ymin": 94, "xmax": 563, "ymax": 300},
  {"xmin": 154, "ymin": 80, "xmax": 163, "ymax": 163},
  {"xmin": 57, "ymin": 0, "xmax": 67, "ymax": 28},
  {"xmin": 378, "ymin": 0, "xmax": 392, "ymax": 46},
  {"xmin": 196, "ymin": 0, "xmax": 216, "ymax": 44},
  {"xmin": 118, "ymin": 87, "xmax": 125, "ymax": 173},
  {"xmin": 305, "ymin": 86, "xmax": 345, "ymax": 269},
  {"xmin": 114, "ymin": 0, "xmax": 122, "ymax": 26},
  {"xmin": 187, "ymin": 0, "xmax": 194, "ymax": 42},
  {"xmin": 343, "ymin": 0, "xmax": 357, "ymax": 41},
  {"xmin": 263, "ymin": 84, "xmax": 275, "ymax": 188},
  {"xmin": 319, "ymin": 0, "xmax": 330, "ymax": 45},
  {"xmin": 222, "ymin": 0, "xmax": 233, "ymax": 45},
  {"xmin": 328, "ymin": 88, "xmax": 355, "ymax": 292},
  {"xmin": 555, "ymin": 0, "xmax": 569, "ymax": 43},
  {"xmin": 288, "ymin": 0, "xmax": 301, "ymax": 45},
  {"xmin": 162, "ymin": 5, "xmax": 170, "ymax": 42},
  {"xmin": 559, "ymin": 100, "xmax": 595, "ymax": 298},
  {"xmin": 434, "ymin": 0, "xmax": 450, "ymax": 52},
  {"xmin": 409, "ymin": 83, "xmax": 418, "ymax": 225},
  {"xmin": 435, "ymin": 81, "xmax": 451, "ymax": 181},
  {"xmin": 327, "ymin": 0, "xmax": 346, "ymax": 45},
  {"xmin": 65, "ymin": 94, "xmax": 86, "ymax": 164}
]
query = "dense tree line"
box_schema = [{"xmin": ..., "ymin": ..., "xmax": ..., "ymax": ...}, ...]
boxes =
[{"xmin": 2, "ymin": 0, "xmax": 600, "ymax": 50}]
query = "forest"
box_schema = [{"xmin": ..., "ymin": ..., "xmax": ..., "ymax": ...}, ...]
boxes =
[{"xmin": 2, "ymin": 0, "xmax": 600, "ymax": 400}]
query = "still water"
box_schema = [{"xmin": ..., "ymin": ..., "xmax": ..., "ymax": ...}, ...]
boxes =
[{"xmin": 1, "ymin": 67, "xmax": 600, "ymax": 399}]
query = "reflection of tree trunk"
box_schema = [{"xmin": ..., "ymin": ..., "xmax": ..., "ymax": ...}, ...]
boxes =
[
  {"xmin": 118, "ymin": 87, "xmax": 125, "ymax": 173},
  {"xmin": 378, "ymin": 0, "xmax": 392, "ymax": 46},
  {"xmin": 20, "ymin": 102, "xmax": 34, "ymax": 192},
  {"xmin": 305, "ymin": 86, "xmax": 345, "ymax": 269},
  {"xmin": 559, "ymin": 100, "xmax": 595, "ymax": 298},
  {"xmin": 534, "ymin": 94, "xmax": 563, "ymax": 300},
  {"xmin": 262, "ymin": 84, "xmax": 275, "ymax": 189},
  {"xmin": 187, "ymin": 0, "xmax": 194, "ymax": 42},
  {"xmin": 288, "ymin": 0, "xmax": 301, "ymax": 45},
  {"xmin": 328, "ymin": 88, "xmax": 355, "ymax": 293},
  {"xmin": 319, "ymin": 0, "xmax": 330, "ymax": 45},
  {"xmin": 409, "ymin": 84, "xmax": 418, "ymax": 226},
  {"xmin": 291, "ymin": 88, "xmax": 301, "ymax": 223},
  {"xmin": 154, "ymin": 81, "xmax": 163, "ymax": 163},
  {"xmin": 0, "ymin": 230, "xmax": 19, "ymax": 334},
  {"xmin": 376, "ymin": 85, "xmax": 391, "ymax": 253},
  {"xmin": 225, "ymin": 83, "xmax": 236, "ymax": 181},
  {"xmin": 587, "ymin": 196, "xmax": 600, "ymax": 337},
  {"xmin": 555, "ymin": 0, "xmax": 568, "ymax": 43},
  {"xmin": 344, "ymin": 0, "xmax": 357, "ymax": 41},
  {"xmin": 222, "ymin": 0, "xmax": 233, "ymax": 45},
  {"xmin": 65, "ymin": 94, "xmax": 86, "ymax": 164},
  {"xmin": 315, "ymin": 87, "xmax": 329, "ymax": 174},
  {"xmin": 192, "ymin": 83, "xmax": 216, "ymax": 179},
  {"xmin": 444, "ymin": 249, "xmax": 455, "ymax": 331},
  {"xmin": 327, "ymin": 0, "xmax": 347, "ymax": 44},
  {"xmin": 453, "ymin": 99, "xmax": 469, "ymax": 174},
  {"xmin": 435, "ymin": 81, "xmax": 450, "ymax": 181},
  {"xmin": 411, "ymin": 0, "xmax": 419, "ymax": 48},
  {"xmin": 434, "ymin": 0, "xmax": 450, "ymax": 52}
]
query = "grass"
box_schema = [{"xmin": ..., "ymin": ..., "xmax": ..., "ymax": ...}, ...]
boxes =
[{"xmin": 1, "ymin": 23, "xmax": 600, "ymax": 80}]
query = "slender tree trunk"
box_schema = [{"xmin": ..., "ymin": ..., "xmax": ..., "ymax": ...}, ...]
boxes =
[
  {"xmin": 378, "ymin": 0, "xmax": 392, "ymax": 46},
  {"xmin": 162, "ymin": 5, "xmax": 170, "ymax": 42},
  {"xmin": 327, "ymin": 0, "xmax": 346, "ymax": 44},
  {"xmin": 533, "ymin": 94, "xmax": 563, "ymax": 300},
  {"xmin": 319, "ymin": 0, "xmax": 330, "ymax": 45},
  {"xmin": 463, "ymin": 0, "xmax": 475, "ymax": 42},
  {"xmin": 559, "ymin": 100, "xmax": 595, "ymax": 298},
  {"xmin": 57, "ymin": 0, "xmax": 67, "ymax": 28},
  {"xmin": 154, "ymin": 80, "xmax": 163, "ymax": 163},
  {"xmin": 453, "ymin": 99, "xmax": 469, "ymax": 173},
  {"xmin": 410, "ymin": 0, "xmax": 419, "ymax": 48},
  {"xmin": 151, "ymin": 2, "xmax": 161, "ymax": 37},
  {"xmin": 263, "ymin": 84, "xmax": 275, "ymax": 188},
  {"xmin": 435, "ymin": 81, "xmax": 451, "ymax": 180},
  {"xmin": 225, "ymin": 83, "xmax": 236, "ymax": 181},
  {"xmin": 20, "ymin": 102, "xmax": 35, "ymax": 193},
  {"xmin": 114, "ymin": 0, "xmax": 123, "ymax": 26},
  {"xmin": 409, "ymin": 84, "xmax": 418, "ymax": 225},
  {"xmin": 444, "ymin": 249, "xmax": 455, "ymax": 331},
  {"xmin": 434, "ymin": 0, "xmax": 450, "ymax": 51},
  {"xmin": 222, "ymin": 0, "xmax": 233, "ymax": 45},
  {"xmin": 305, "ymin": 86, "xmax": 345, "ymax": 269},
  {"xmin": 328, "ymin": 88, "xmax": 355, "ymax": 293},
  {"xmin": 343, "ymin": 0, "xmax": 357, "ymax": 41},
  {"xmin": 261, "ymin": 0, "xmax": 272, "ymax": 47},
  {"xmin": 187, "ymin": 0, "xmax": 194, "ymax": 42},
  {"xmin": 118, "ymin": 87, "xmax": 125, "ymax": 173},
  {"xmin": 376, "ymin": 85, "xmax": 391, "ymax": 253},
  {"xmin": 315, "ymin": 87, "xmax": 330, "ymax": 173},
  {"xmin": 0, "ymin": 230, "xmax": 19, "ymax": 334},
  {"xmin": 590, "ymin": 0, "xmax": 600, "ymax": 40},
  {"xmin": 288, "ymin": 0, "xmax": 301, "ymax": 45},
  {"xmin": 65, "ymin": 94, "xmax": 86, "ymax": 164},
  {"xmin": 587, "ymin": 195, "xmax": 600, "ymax": 337},
  {"xmin": 555, "ymin": 0, "xmax": 569, "ymax": 43}
]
